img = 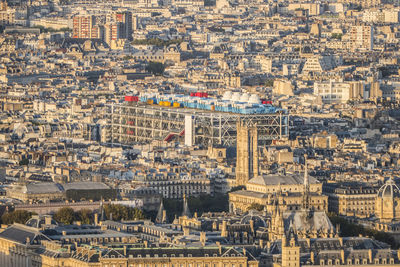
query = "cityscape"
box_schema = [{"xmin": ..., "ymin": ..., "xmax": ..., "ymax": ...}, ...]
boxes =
[{"xmin": 1, "ymin": 0, "xmax": 400, "ymax": 266}]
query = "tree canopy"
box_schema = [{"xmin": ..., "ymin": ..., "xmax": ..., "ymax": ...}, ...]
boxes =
[
  {"xmin": 329, "ymin": 213, "xmax": 398, "ymax": 248},
  {"xmin": 146, "ymin": 62, "xmax": 165, "ymax": 75},
  {"xmin": 131, "ymin": 38, "xmax": 183, "ymax": 47},
  {"xmin": 76, "ymin": 209, "xmax": 93, "ymax": 225},
  {"xmin": 103, "ymin": 204, "xmax": 145, "ymax": 221},
  {"xmin": 265, "ymin": 79, "xmax": 274, "ymax": 87},
  {"xmin": 53, "ymin": 207, "xmax": 75, "ymax": 225},
  {"xmin": 1, "ymin": 210, "xmax": 36, "ymax": 225},
  {"xmin": 247, "ymin": 203, "xmax": 264, "ymax": 211}
]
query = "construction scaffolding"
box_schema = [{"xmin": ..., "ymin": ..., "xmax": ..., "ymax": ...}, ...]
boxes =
[{"xmin": 105, "ymin": 102, "xmax": 289, "ymax": 147}]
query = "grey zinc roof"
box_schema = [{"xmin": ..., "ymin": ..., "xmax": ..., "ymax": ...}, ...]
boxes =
[
  {"xmin": 62, "ymin": 182, "xmax": 110, "ymax": 191},
  {"xmin": 283, "ymin": 210, "xmax": 335, "ymax": 233},
  {"xmin": 248, "ymin": 173, "xmax": 319, "ymax": 186},
  {"xmin": 270, "ymin": 237, "xmax": 391, "ymax": 255},
  {"xmin": 10, "ymin": 182, "xmax": 110, "ymax": 195},
  {"xmin": 0, "ymin": 224, "xmax": 50, "ymax": 244},
  {"xmin": 26, "ymin": 182, "xmax": 64, "ymax": 194},
  {"xmin": 229, "ymin": 190, "xmax": 268, "ymax": 198},
  {"xmin": 125, "ymin": 247, "xmax": 244, "ymax": 258}
]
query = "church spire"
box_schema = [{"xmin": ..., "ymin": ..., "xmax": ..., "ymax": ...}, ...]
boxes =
[
  {"xmin": 182, "ymin": 194, "xmax": 191, "ymax": 218},
  {"xmin": 156, "ymin": 200, "xmax": 167, "ymax": 224}
]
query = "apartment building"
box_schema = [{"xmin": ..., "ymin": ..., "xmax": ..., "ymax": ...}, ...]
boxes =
[
  {"xmin": 72, "ymin": 15, "xmax": 99, "ymax": 39},
  {"xmin": 314, "ymin": 80, "xmax": 365, "ymax": 103},
  {"xmin": 349, "ymin": 25, "xmax": 374, "ymax": 51}
]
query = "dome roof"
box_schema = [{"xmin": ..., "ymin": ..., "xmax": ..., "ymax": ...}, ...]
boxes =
[
  {"xmin": 249, "ymin": 94, "xmax": 261, "ymax": 104},
  {"xmin": 232, "ymin": 92, "xmax": 241, "ymax": 102},
  {"xmin": 240, "ymin": 93, "xmax": 250, "ymax": 102},
  {"xmin": 222, "ymin": 91, "xmax": 232, "ymax": 100},
  {"xmin": 378, "ymin": 179, "xmax": 400, "ymax": 198}
]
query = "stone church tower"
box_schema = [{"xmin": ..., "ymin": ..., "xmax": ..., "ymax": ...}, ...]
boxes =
[
  {"xmin": 235, "ymin": 121, "xmax": 258, "ymax": 186},
  {"xmin": 281, "ymin": 225, "xmax": 301, "ymax": 267}
]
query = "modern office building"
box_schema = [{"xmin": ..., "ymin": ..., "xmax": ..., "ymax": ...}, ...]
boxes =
[{"xmin": 106, "ymin": 93, "xmax": 289, "ymax": 147}]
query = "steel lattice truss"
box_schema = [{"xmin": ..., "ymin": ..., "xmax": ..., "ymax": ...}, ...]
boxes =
[{"xmin": 106, "ymin": 103, "xmax": 289, "ymax": 147}]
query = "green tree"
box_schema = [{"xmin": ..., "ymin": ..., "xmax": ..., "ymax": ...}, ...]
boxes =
[
  {"xmin": 19, "ymin": 158, "xmax": 29, "ymax": 166},
  {"xmin": 53, "ymin": 207, "xmax": 75, "ymax": 225},
  {"xmin": 104, "ymin": 204, "xmax": 145, "ymax": 221},
  {"xmin": 123, "ymin": 55, "xmax": 133, "ymax": 60},
  {"xmin": 328, "ymin": 213, "xmax": 398, "ymax": 248},
  {"xmin": 1, "ymin": 210, "xmax": 36, "ymax": 225},
  {"xmin": 146, "ymin": 62, "xmax": 165, "ymax": 75},
  {"xmin": 229, "ymin": 185, "xmax": 245, "ymax": 192},
  {"xmin": 132, "ymin": 208, "xmax": 145, "ymax": 220},
  {"xmin": 331, "ymin": 33, "xmax": 342, "ymax": 40},
  {"xmin": 33, "ymin": 26, "xmax": 72, "ymax": 33},
  {"xmin": 131, "ymin": 38, "xmax": 183, "ymax": 47},
  {"xmin": 247, "ymin": 203, "xmax": 265, "ymax": 211},
  {"xmin": 76, "ymin": 209, "xmax": 93, "ymax": 225},
  {"xmin": 265, "ymin": 79, "xmax": 274, "ymax": 87}
]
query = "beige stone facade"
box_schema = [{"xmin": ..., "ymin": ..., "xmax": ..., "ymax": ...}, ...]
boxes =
[
  {"xmin": 0, "ymin": 225, "xmax": 258, "ymax": 267},
  {"xmin": 229, "ymin": 173, "xmax": 328, "ymax": 213},
  {"xmin": 376, "ymin": 179, "xmax": 400, "ymax": 223}
]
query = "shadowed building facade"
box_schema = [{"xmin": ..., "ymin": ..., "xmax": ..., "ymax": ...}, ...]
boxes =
[{"xmin": 236, "ymin": 121, "xmax": 258, "ymax": 186}]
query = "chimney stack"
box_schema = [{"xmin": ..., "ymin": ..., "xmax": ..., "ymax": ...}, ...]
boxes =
[{"xmin": 200, "ymin": 232, "xmax": 206, "ymax": 246}]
